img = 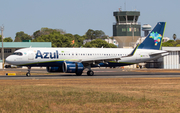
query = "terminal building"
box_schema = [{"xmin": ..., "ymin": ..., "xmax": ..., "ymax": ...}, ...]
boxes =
[
  {"xmin": 150, "ymin": 47, "xmax": 180, "ymax": 69},
  {"xmin": 0, "ymin": 42, "xmax": 51, "ymax": 59}
]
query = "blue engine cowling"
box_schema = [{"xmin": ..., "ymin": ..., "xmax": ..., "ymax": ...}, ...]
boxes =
[
  {"xmin": 46, "ymin": 66, "xmax": 63, "ymax": 72},
  {"xmin": 62, "ymin": 62, "xmax": 84, "ymax": 73}
]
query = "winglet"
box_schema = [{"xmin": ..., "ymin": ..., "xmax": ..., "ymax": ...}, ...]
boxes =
[{"xmin": 128, "ymin": 44, "xmax": 139, "ymax": 56}]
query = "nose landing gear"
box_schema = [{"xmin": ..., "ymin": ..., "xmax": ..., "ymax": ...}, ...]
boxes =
[{"xmin": 26, "ymin": 66, "xmax": 31, "ymax": 77}]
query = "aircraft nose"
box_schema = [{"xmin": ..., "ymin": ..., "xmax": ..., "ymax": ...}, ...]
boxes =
[{"xmin": 5, "ymin": 56, "xmax": 14, "ymax": 64}]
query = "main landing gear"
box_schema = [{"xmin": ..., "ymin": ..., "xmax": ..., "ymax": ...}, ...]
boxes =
[
  {"xmin": 86, "ymin": 66, "xmax": 94, "ymax": 76},
  {"xmin": 26, "ymin": 66, "xmax": 31, "ymax": 77},
  {"xmin": 87, "ymin": 70, "xmax": 94, "ymax": 76},
  {"xmin": 76, "ymin": 72, "xmax": 83, "ymax": 76},
  {"xmin": 75, "ymin": 70, "xmax": 94, "ymax": 76}
]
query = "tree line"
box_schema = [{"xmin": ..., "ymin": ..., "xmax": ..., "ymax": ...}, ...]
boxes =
[
  {"xmin": 1, "ymin": 28, "xmax": 179, "ymax": 48},
  {"xmin": 0, "ymin": 28, "xmax": 117, "ymax": 48},
  {"xmin": 162, "ymin": 40, "xmax": 180, "ymax": 47},
  {"xmin": 161, "ymin": 34, "xmax": 180, "ymax": 47}
]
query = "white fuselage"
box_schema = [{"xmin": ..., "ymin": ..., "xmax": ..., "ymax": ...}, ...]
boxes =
[{"xmin": 6, "ymin": 47, "xmax": 167, "ymax": 67}]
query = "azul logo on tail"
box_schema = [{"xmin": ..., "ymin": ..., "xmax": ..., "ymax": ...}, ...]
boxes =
[
  {"xmin": 150, "ymin": 32, "xmax": 162, "ymax": 46},
  {"xmin": 35, "ymin": 50, "xmax": 59, "ymax": 59}
]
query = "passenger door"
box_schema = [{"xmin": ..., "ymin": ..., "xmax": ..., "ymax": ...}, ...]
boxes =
[{"xmin": 28, "ymin": 51, "xmax": 34, "ymax": 60}]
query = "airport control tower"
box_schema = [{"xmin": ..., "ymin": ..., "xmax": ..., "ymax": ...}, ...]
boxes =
[
  {"xmin": 142, "ymin": 24, "xmax": 151, "ymax": 36},
  {"xmin": 113, "ymin": 10, "xmax": 141, "ymax": 48}
]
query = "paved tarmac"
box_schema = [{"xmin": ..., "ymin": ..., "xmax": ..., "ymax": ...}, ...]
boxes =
[{"xmin": 0, "ymin": 68, "xmax": 180, "ymax": 80}]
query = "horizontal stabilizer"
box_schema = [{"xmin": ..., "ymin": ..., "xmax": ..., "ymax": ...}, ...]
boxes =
[{"xmin": 149, "ymin": 51, "xmax": 169, "ymax": 56}]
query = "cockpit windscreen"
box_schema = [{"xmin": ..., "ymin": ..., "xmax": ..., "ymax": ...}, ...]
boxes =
[{"xmin": 12, "ymin": 52, "xmax": 23, "ymax": 56}]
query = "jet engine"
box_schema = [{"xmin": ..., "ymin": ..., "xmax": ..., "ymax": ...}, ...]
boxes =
[
  {"xmin": 46, "ymin": 66, "xmax": 63, "ymax": 72},
  {"xmin": 62, "ymin": 62, "xmax": 84, "ymax": 73}
]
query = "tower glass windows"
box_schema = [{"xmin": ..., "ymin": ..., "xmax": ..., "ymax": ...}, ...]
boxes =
[{"xmin": 122, "ymin": 28, "xmax": 126, "ymax": 32}]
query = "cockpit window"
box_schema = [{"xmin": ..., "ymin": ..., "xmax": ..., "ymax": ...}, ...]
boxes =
[{"xmin": 12, "ymin": 52, "xmax": 23, "ymax": 56}]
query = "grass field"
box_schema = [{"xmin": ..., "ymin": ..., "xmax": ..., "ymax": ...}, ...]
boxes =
[{"xmin": 0, "ymin": 78, "xmax": 180, "ymax": 112}]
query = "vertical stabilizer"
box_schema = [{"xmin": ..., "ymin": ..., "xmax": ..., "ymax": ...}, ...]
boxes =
[{"xmin": 138, "ymin": 22, "xmax": 166, "ymax": 50}]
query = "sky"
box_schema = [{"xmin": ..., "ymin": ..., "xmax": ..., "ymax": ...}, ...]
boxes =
[{"xmin": 0, "ymin": 0, "xmax": 179, "ymax": 40}]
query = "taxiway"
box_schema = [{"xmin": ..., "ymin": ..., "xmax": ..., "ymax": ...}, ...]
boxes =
[{"xmin": 0, "ymin": 68, "xmax": 180, "ymax": 80}]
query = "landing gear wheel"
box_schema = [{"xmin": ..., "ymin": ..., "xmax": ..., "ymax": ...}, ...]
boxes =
[
  {"xmin": 87, "ymin": 70, "xmax": 94, "ymax": 76},
  {"xmin": 76, "ymin": 72, "xmax": 82, "ymax": 76},
  {"xmin": 26, "ymin": 66, "xmax": 31, "ymax": 77},
  {"xmin": 26, "ymin": 73, "xmax": 31, "ymax": 77}
]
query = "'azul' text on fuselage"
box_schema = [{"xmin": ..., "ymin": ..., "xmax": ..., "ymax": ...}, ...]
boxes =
[{"xmin": 35, "ymin": 50, "xmax": 59, "ymax": 59}]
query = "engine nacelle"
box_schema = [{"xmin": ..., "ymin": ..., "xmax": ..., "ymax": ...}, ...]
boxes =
[
  {"xmin": 46, "ymin": 66, "xmax": 63, "ymax": 72},
  {"xmin": 62, "ymin": 62, "xmax": 84, "ymax": 73}
]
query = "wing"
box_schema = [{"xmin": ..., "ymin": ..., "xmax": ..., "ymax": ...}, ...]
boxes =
[
  {"xmin": 81, "ymin": 57, "xmax": 121, "ymax": 64},
  {"xmin": 66, "ymin": 57, "xmax": 121, "ymax": 64}
]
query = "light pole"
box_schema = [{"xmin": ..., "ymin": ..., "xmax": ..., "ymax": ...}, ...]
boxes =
[{"xmin": 1, "ymin": 25, "xmax": 4, "ymax": 69}]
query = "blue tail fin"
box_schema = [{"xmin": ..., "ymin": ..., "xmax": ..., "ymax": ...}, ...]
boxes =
[{"xmin": 138, "ymin": 22, "xmax": 166, "ymax": 50}]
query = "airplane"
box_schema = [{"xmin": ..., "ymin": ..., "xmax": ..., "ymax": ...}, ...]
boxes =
[{"xmin": 5, "ymin": 22, "xmax": 168, "ymax": 76}]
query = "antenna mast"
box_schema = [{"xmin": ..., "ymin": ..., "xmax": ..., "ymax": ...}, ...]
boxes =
[
  {"xmin": 124, "ymin": 2, "xmax": 126, "ymax": 10},
  {"xmin": 1, "ymin": 25, "xmax": 4, "ymax": 69}
]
